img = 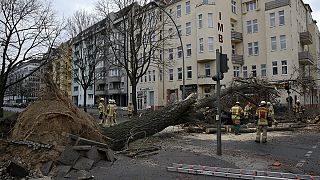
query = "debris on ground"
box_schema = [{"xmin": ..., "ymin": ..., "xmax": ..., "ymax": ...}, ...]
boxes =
[{"xmin": 117, "ymin": 145, "xmax": 161, "ymax": 158}]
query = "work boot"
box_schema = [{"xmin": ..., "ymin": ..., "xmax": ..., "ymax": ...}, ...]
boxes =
[{"xmin": 255, "ymin": 140, "xmax": 260, "ymax": 143}]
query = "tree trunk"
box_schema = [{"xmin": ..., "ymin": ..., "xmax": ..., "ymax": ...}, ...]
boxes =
[
  {"xmin": 131, "ymin": 80, "xmax": 137, "ymax": 116},
  {"xmin": 103, "ymin": 94, "xmax": 197, "ymax": 150},
  {"xmin": 0, "ymin": 93, "xmax": 4, "ymax": 118},
  {"xmin": 83, "ymin": 88, "xmax": 87, "ymax": 112}
]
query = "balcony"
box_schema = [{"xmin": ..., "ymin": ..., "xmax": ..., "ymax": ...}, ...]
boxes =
[
  {"xmin": 95, "ymin": 90, "xmax": 107, "ymax": 96},
  {"xmin": 107, "ymin": 76, "xmax": 121, "ymax": 82},
  {"xmin": 300, "ymin": 31, "xmax": 313, "ymax": 45},
  {"xmin": 107, "ymin": 88, "xmax": 121, "ymax": 95},
  {"xmin": 197, "ymin": 58, "xmax": 214, "ymax": 63},
  {"xmin": 231, "ymin": 31, "xmax": 243, "ymax": 43},
  {"xmin": 231, "ymin": 54, "xmax": 244, "ymax": 65},
  {"xmin": 298, "ymin": 51, "xmax": 314, "ymax": 65},
  {"xmin": 265, "ymin": 0, "xmax": 290, "ymax": 11},
  {"xmin": 197, "ymin": 75, "xmax": 214, "ymax": 85}
]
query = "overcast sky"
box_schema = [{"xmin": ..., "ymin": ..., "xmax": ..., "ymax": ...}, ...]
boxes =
[{"xmin": 52, "ymin": 0, "xmax": 320, "ymax": 24}]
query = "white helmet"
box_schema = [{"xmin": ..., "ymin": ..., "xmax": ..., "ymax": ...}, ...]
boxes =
[
  {"xmin": 100, "ymin": 98, "xmax": 104, "ymax": 101},
  {"xmin": 267, "ymin": 102, "xmax": 271, "ymax": 105},
  {"xmin": 296, "ymin": 100, "xmax": 300, "ymax": 103},
  {"xmin": 235, "ymin": 102, "xmax": 240, "ymax": 104},
  {"xmin": 260, "ymin": 101, "xmax": 266, "ymax": 105}
]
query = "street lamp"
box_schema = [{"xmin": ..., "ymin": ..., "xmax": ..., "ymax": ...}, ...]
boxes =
[{"xmin": 150, "ymin": 1, "xmax": 186, "ymax": 99}]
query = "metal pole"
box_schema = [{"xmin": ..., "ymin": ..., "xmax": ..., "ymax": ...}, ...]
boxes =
[
  {"xmin": 151, "ymin": 1, "xmax": 185, "ymax": 99},
  {"xmin": 216, "ymin": 49, "xmax": 221, "ymax": 156}
]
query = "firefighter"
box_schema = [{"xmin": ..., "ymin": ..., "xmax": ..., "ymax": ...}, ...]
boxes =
[
  {"xmin": 106, "ymin": 99, "xmax": 116, "ymax": 127},
  {"xmin": 267, "ymin": 102, "xmax": 278, "ymax": 126},
  {"xmin": 112, "ymin": 100, "xmax": 118, "ymax": 125},
  {"xmin": 230, "ymin": 102, "xmax": 244, "ymax": 135},
  {"xmin": 255, "ymin": 101, "xmax": 270, "ymax": 143},
  {"xmin": 128, "ymin": 102, "xmax": 134, "ymax": 119},
  {"xmin": 244, "ymin": 102, "xmax": 253, "ymax": 124},
  {"xmin": 98, "ymin": 98, "xmax": 105, "ymax": 125},
  {"xmin": 293, "ymin": 100, "xmax": 305, "ymax": 123}
]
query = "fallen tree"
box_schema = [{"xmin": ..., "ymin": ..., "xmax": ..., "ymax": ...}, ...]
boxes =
[{"xmin": 103, "ymin": 78, "xmax": 280, "ymax": 150}]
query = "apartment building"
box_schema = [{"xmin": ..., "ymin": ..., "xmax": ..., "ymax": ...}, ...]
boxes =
[{"xmin": 134, "ymin": 0, "xmax": 320, "ymax": 109}]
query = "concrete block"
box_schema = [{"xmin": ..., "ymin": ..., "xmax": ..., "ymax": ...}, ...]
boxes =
[
  {"xmin": 73, "ymin": 157, "xmax": 94, "ymax": 171},
  {"xmin": 40, "ymin": 161, "xmax": 53, "ymax": 176},
  {"xmin": 56, "ymin": 165, "xmax": 71, "ymax": 179},
  {"xmin": 58, "ymin": 145, "xmax": 80, "ymax": 166},
  {"xmin": 86, "ymin": 146, "xmax": 102, "ymax": 163},
  {"xmin": 8, "ymin": 160, "xmax": 29, "ymax": 177}
]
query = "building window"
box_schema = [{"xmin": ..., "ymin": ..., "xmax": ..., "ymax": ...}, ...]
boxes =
[
  {"xmin": 148, "ymin": 71, "xmax": 151, "ymax": 81},
  {"xmin": 248, "ymin": 43, "xmax": 253, "ymax": 56},
  {"xmin": 280, "ymin": 35, "xmax": 286, "ymax": 50},
  {"xmin": 186, "ymin": 1, "xmax": 191, "ymax": 14},
  {"xmin": 160, "ymin": 69, "xmax": 163, "ymax": 81},
  {"xmin": 186, "ymin": 44, "xmax": 192, "ymax": 57},
  {"xmin": 198, "ymin": 14, "xmax": 203, "ymax": 28},
  {"xmin": 199, "ymin": 38, "xmax": 204, "ymax": 52},
  {"xmin": 177, "ymin": 46, "xmax": 182, "ymax": 58},
  {"xmin": 246, "ymin": 1, "xmax": 256, "ymax": 11},
  {"xmin": 269, "ymin": 13, "xmax": 275, "ymax": 27},
  {"xmin": 169, "ymin": 69, "xmax": 173, "ymax": 81},
  {"xmin": 208, "ymin": 13, "xmax": 213, "ymax": 28},
  {"xmin": 187, "ymin": 66, "xmax": 192, "ymax": 79},
  {"xmin": 252, "ymin": 65, "xmax": 257, "ymax": 77},
  {"xmin": 261, "ymin": 64, "xmax": 266, "ymax": 77},
  {"xmin": 205, "ymin": 64, "xmax": 211, "ymax": 77},
  {"xmin": 247, "ymin": 19, "xmax": 258, "ymax": 33},
  {"xmin": 281, "ymin": 60, "xmax": 287, "ymax": 75},
  {"xmin": 272, "ymin": 61, "xmax": 278, "ymax": 75},
  {"xmin": 279, "ymin": 10, "xmax": 285, "ymax": 25},
  {"xmin": 232, "ymin": 45, "xmax": 236, "ymax": 55},
  {"xmin": 231, "ymin": 0, "xmax": 236, "ymax": 14},
  {"xmin": 144, "ymin": 74, "xmax": 147, "ymax": 82},
  {"xmin": 74, "ymin": 86, "xmax": 79, "ymax": 92},
  {"xmin": 177, "ymin": 25, "xmax": 182, "ymax": 36},
  {"xmin": 243, "ymin": 66, "xmax": 248, "ymax": 78},
  {"xmin": 233, "ymin": 66, "xmax": 240, "ymax": 77},
  {"xmin": 88, "ymin": 94, "xmax": 93, "ymax": 100},
  {"xmin": 186, "ymin": 22, "xmax": 191, "ymax": 35},
  {"xmin": 153, "ymin": 70, "xmax": 156, "ymax": 81},
  {"xmin": 271, "ymin": 37, "xmax": 277, "ymax": 51},
  {"xmin": 254, "ymin": 42, "xmax": 259, "ymax": 55},
  {"xmin": 177, "ymin": 67, "xmax": 182, "ymax": 80},
  {"xmin": 177, "ymin": 5, "xmax": 181, "ymax": 17},
  {"xmin": 208, "ymin": 37, "xmax": 214, "ymax": 51},
  {"xmin": 169, "ymin": 48, "xmax": 174, "ymax": 60}
]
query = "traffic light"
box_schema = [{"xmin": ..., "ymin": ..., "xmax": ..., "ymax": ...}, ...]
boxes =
[
  {"xmin": 220, "ymin": 53, "xmax": 229, "ymax": 73},
  {"xmin": 213, "ymin": 51, "xmax": 229, "ymax": 81},
  {"xmin": 212, "ymin": 72, "xmax": 224, "ymax": 81}
]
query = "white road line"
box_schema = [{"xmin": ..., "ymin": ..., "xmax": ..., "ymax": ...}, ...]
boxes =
[
  {"xmin": 307, "ymin": 151, "xmax": 313, "ymax": 154},
  {"xmin": 312, "ymin": 145, "xmax": 317, "ymax": 149},
  {"xmin": 296, "ymin": 162, "xmax": 304, "ymax": 168}
]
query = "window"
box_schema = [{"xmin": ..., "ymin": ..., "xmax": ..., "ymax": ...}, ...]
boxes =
[
  {"xmin": 144, "ymin": 74, "xmax": 147, "ymax": 82},
  {"xmin": 169, "ymin": 69, "xmax": 173, "ymax": 80},
  {"xmin": 208, "ymin": 37, "xmax": 214, "ymax": 51},
  {"xmin": 149, "ymin": 71, "xmax": 151, "ymax": 81},
  {"xmin": 186, "ymin": 22, "xmax": 191, "ymax": 35},
  {"xmin": 246, "ymin": 1, "xmax": 256, "ymax": 11},
  {"xmin": 187, "ymin": 66, "xmax": 192, "ymax": 79},
  {"xmin": 186, "ymin": 1, "xmax": 190, "ymax": 14},
  {"xmin": 199, "ymin": 38, "xmax": 204, "ymax": 52},
  {"xmin": 74, "ymin": 86, "xmax": 79, "ymax": 92},
  {"xmin": 252, "ymin": 65, "xmax": 257, "ymax": 77},
  {"xmin": 198, "ymin": 14, "xmax": 203, "ymax": 28},
  {"xmin": 177, "ymin": 5, "xmax": 181, "ymax": 17},
  {"xmin": 169, "ymin": 48, "xmax": 174, "ymax": 60},
  {"xmin": 186, "ymin": 44, "xmax": 192, "ymax": 57},
  {"xmin": 233, "ymin": 66, "xmax": 240, "ymax": 77},
  {"xmin": 248, "ymin": 43, "xmax": 253, "ymax": 56},
  {"xmin": 247, "ymin": 19, "xmax": 258, "ymax": 33},
  {"xmin": 271, "ymin": 37, "xmax": 277, "ymax": 51},
  {"xmin": 159, "ymin": 50, "xmax": 163, "ymax": 61},
  {"xmin": 243, "ymin": 66, "xmax": 248, "ymax": 78},
  {"xmin": 279, "ymin": 10, "xmax": 285, "ymax": 25},
  {"xmin": 269, "ymin": 13, "xmax": 275, "ymax": 27},
  {"xmin": 177, "ymin": 67, "xmax": 182, "ymax": 80},
  {"xmin": 272, "ymin": 61, "xmax": 278, "ymax": 75},
  {"xmin": 177, "ymin": 46, "xmax": 182, "ymax": 58},
  {"xmin": 203, "ymin": 0, "xmax": 208, "ymax": 4},
  {"xmin": 281, "ymin": 60, "xmax": 287, "ymax": 74},
  {"xmin": 261, "ymin": 64, "xmax": 266, "ymax": 77},
  {"xmin": 153, "ymin": 70, "xmax": 156, "ymax": 81},
  {"xmin": 280, "ymin": 35, "xmax": 286, "ymax": 50},
  {"xmin": 205, "ymin": 64, "xmax": 211, "ymax": 76},
  {"xmin": 232, "ymin": 0, "xmax": 236, "ymax": 14},
  {"xmin": 160, "ymin": 69, "xmax": 163, "ymax": 81},
  {"xmin": 232, "ymin": 45, "xmax": 236, "ymax": 55},
  {"xmin": 88, "ymin": 94, "xmax": 93, "ymax": 100},
  {"xmin": 208, "ymin": 13, "xmax": 213, "ymax": 28},
  {"xmin": 177, "ymin": 25, "xmax": 182, "ymax": 36},
  {"xmin": 254, "ymin": 42, "xmax": 259, "ymax": 55}
]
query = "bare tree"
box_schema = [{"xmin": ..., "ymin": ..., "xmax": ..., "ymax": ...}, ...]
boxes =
[
  {"xmin": 67, "ymin": 10, "xmax": 110, "ymax": 112},
  {"xmin": 96, "ymin": 0, "xmax": 175, "ymax": 115},
  {"xmin": 0, "ymin": 0, "xmax": 63, "ymax": 118}
]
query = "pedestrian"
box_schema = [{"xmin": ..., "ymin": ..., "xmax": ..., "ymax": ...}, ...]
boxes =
[
  {"xmin": 230, "ymin": 102, "xmax": 244, "ymax": 135},
  {"xmin": 106, "ymin": 99, "xmax": 115, "ymax": 127},
  {"xmin": 112, "ymin": 100, "xmax": 118, "ymax": 125},
  {"xmin": 128, "ymin": 102, "xmax": 134, "ymax": 119},
  {"xmin": 255, "ymin": 101, "xmax": 270, "ymax": 143},
  {"xmin": 293, "ymin": 100, "xmax": 305, "ymax": 123},
  {"xmin": 98, "ymin": 98, "xmax": 105, "ymax": 125},
  {"xmin": 244, "ymin": 102, "xmax": 253, "ymax": 124}
]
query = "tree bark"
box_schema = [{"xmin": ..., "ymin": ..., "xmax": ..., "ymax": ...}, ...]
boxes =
[
  {"xmin": 131, "ymin": 80, "xmax": 137, "ymax": 116},
  {"xmin": 0, "ymin": 93, "xmax": 4, "ymax": 118},
  {"xmin": 83, "ymin": 88, "xmax": 87, "ymax": 112}
]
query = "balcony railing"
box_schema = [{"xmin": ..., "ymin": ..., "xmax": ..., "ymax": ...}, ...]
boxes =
[
  {"xmin": 300, "ymin": 31, "xmax": 313, "ymax": 45},
  {"xmin": 107, "ymin": 76, "xmax": 121, "ymax": 82},
  {"xmin": 231, "ymin": 54, "xmax": 244, "ymax": 65},
  {"xmin": 231, "ymin": 31, "xmax": 243, "ymax": 43},
  {"xmin": 265, "ymin": 0, "xmax": 290, "ymax": 11},
  {"xmin": 298, "ymin": 51, "xmax": 314, "ymax": 65}
]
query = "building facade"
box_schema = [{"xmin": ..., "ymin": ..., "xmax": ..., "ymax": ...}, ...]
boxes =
[{"xmin": 133, "ymin": 0, "xmax": 320, "ymax": 109}]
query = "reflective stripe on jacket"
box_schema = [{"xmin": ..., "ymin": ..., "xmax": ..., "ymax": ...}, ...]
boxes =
[{"xmin": 256, "ymin": 107, "xmax": 269, "ymax": 126}]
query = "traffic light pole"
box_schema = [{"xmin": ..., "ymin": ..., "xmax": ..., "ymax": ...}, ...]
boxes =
[{"xmin": 216, "ymin": 49, "xmax": 222, "ymax": 156}]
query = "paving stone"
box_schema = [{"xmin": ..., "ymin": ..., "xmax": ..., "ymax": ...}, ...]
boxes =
[
  {"xmin": 56, "ymin": 165, "xmax": 71, "ymax": 179},
  {"xmin": 73, "ymin": 157, "xmax": 94, "ymax": 171},
  {"xmin": 58, "ymin": 145, "xmax": 80, "ymax": 166},
  {"xmin": 86, "ymin": 146, "xmax": 102, "ymax": 163},
  {"xmin": 8, "ymin": 160, "xmax": 29, "ymax": 177},
  {"xmin": 40, "ymin": 161, "xmax": 53, "ymax": 176},
  {"xmin": 66, "ymin": 170, "xmax": 93, "ymax": 180}
]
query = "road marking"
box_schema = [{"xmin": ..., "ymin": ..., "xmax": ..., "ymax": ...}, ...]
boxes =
[
  {"xmin": 312, "ymin": 145, "xmax": 317, "ymax": 149},
  {"xmin": 296, "ymin": 143, "xmax": 318, "ymax": 168},
  {"xmin": 296, "ymin": 162, "xmax": 304, "ymax": 168}
]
